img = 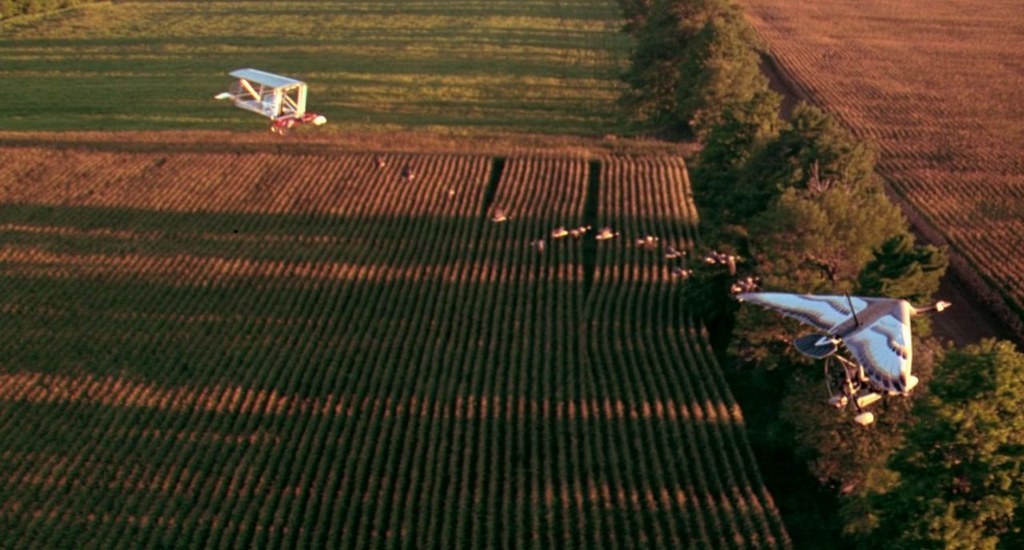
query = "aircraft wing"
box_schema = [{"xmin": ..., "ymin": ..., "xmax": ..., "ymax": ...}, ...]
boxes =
[
  {"xmin": 842, "ymin": 303, "xmax": 914, "ymax": 394},
  {"xmin": 736, "ymin": 292, "xmax": 869, "ymax": 332}
]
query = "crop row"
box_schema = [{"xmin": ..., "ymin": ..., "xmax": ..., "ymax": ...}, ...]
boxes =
[
  {"xmin": 0, "ymin": 148, "xmax": 788, "ymax": 547},
  {"xmin": 740, "ymin": 0, "xmax": 1024, "ymax": 329},
  {"xmin": 585, "ymin": 156, "xmax": 785, "ymax": 546}
]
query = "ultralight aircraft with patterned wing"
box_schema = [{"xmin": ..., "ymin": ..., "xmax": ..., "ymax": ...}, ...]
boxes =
[{"xmin": 737, "ymin": 292, "xmax": 950, "ymax": 425}]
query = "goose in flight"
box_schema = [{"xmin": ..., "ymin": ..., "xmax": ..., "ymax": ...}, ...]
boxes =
[
  {"xmin": 671, "ymin": 267, "xmax": 693, "ymax": 280},
  {"xmin": 705, "ymin": 251, "xmax": 740, "ymax": 275},
  {"xmin": 736, "ymin": 292, "xmax": 950, "ymax": 395},
  {"xmin": 730, "ymin": 276, "xmax": 761, "ymax": 295},
  {"xmin": 635, "ymin": 235, "xmax": 659, "ymax": 251},
  {"xmin": 569, "ymin": 225, "xmax": 591, "ymax": 239},
  {"xmin": 400, "ymin": 165, "xmax": 416, "ymax": 182}
]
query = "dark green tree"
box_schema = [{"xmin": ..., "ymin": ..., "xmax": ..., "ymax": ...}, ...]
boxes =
[
  {"xmin": 750, "ymin": 183, "xmax": 906, "ymax": 295},
  {"xmin": 692, "ymin": 90, "xmax": 781, "ymax": 237},
  {"xmin": 675, "ymin": 6, "xmax": 769, "ymax": 141},
  {"xmin": 777, "ymin": 335, "xmax": 943, "ymax": 540},
  {"xmin": 727, "ymin": 180, "xmax": 905, "ymax": 370},
  {"xmin": 871, "ymin": 340, "xmax": 1024, "ymax": 549},
  {"xmin": 712, "ymin": 106, "xmax": 899, "ymax": 368},
  {"xmin": 724, "ymin": 110, "xmax": 947, "ymax": 542},
  {"xmin": 615, "ymin": 0, "xmax": 655, "ymax": 36},
  {"xmin": 858, "ymin": 233, "xmax": 948, "ymax": 305},
  {"xmin": 724, "ymin": 104, "xmax": 879, "ymax": 226},
  {"xmin": 620, "ymin": 0, "xmax": 729, "ymax": 125}
]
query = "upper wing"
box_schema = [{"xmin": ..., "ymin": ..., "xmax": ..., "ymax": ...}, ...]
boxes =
[
  {"xmin": 842, "ymin": 303, "xmax": 913, "ymax": 394},
  {"xmin": 736, "ymin": 292, "xmax": 868, "ymax": 332}
]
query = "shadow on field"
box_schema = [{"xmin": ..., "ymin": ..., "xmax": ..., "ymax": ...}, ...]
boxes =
[
  {"xmin": 2, "ymin": 202, "xmax": 699, "ymax": 388},
  {"xmin": 0, "ymin": 197, "xmax": 785, "ymax": 546},
  {"xmin": 0, "ymin": 203, "xmax": 697, "ymax": 270}
]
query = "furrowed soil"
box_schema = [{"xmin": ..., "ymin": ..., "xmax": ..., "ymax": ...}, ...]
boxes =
[
  {"xmin": 744, "ymin": 0, "xmax": 1024, "ymax": 346},
  {"xmin": 0, "ymin": 133, "xmax": 789, "ymax": 547}
]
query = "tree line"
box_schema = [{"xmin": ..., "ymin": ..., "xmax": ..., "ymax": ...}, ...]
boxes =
[{"xmin": 616, "ymin": 0, "xmax": 1024, "ymax": 547}]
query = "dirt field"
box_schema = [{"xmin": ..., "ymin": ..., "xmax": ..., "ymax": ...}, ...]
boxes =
[
  {"xmin": 0, "ymin": 130, "xmax": 696, "ymax": 158},
  {"xmin": 0, "ymin": 134, "xmax": 788, "ymax": 547},
  {"xmin": 739, "ymin": 0, "xmax": 1024, "ymax": 343}
]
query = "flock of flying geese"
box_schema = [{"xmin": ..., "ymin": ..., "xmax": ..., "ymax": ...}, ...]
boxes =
[
  {"xmin": 374, "ymin": 155, "xmax": 757, "ymax": 291},
  {"xmin": 374, "ymin": 155, "xmax": 957, "ymax": 424},
  {"xmin": 522, "ymin": 223, "xmax": 619, "ymax": 255},
  {"xmin": 486, "ymin": 203, "xmax": 759, "ymax": 292}
]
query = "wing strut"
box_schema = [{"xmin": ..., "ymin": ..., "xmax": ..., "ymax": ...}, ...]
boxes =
[
  {"xmin": 238, "ymin": 78, "xmax": 261, "ymax": 101},
  {"xmin": 846, "ymin": 293, "xmax": 860, "ymax": 329}
]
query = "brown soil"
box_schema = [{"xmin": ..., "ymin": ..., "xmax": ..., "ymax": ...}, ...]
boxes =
[
  {"xmin": 742, "ymin": 0, "xmax": 1024, "ymax": 348},
  {"xmin": 757, "ymin": 35, "xmax": 1020, "ymax": 348},
  {"xmin": 0, "ymin": 130, "xmax": 697, "ymax": 159}
]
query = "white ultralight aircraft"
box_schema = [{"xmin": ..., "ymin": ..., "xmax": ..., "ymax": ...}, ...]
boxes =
[
  {"xmin": 736, "ymin": 292, "xmax": 950, "ymax": 425},
  {"xmin": 215, "ymin": 68, "xmax": 326, "ymax": 134}
]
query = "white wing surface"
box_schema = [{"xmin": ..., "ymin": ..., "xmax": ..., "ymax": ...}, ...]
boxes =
[
  {"xmin": 736, "ymin": 293, "xmax": 868, "ymax": 332},
  {"xmin": 842, "ymin": 302, "xmax": 913, "ymax": 394}
]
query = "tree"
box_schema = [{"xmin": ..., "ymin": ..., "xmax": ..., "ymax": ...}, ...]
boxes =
[
  {"xmin": 727, "ymin": 178, "xmax": 907, "ymax": 376},
  {"xmin": 715, "ymin": 106, "xmax": 907, "ymax": 370},
  {"xmin": 615, "ymin": 0, "xmax": 655, "ymax": 36},
  {"xmin": 620, "ymin": 0, "xmax": 730, "ymax": 125},
  {"xmin": 691, "ymin": 91, "xmax": 781, "ymax": 241},
  {"xmin": 675, "ymin": 6, "xmax": 769, "ymax": 140},
  {"xmin": 871, "ymin": 340, "xmax": 1024, "ymax": 549},
  {"xmin": 723, "ymin": 104, "xmax": 879, "ymax": 226},
  {"xmin": 749, "ymin": 182, "xmax": 905, "ymax": 293},
  {"xmin": 777, "ymin": 334, "xmax": 944, "ymax": 539},
  {"xmin": 723, "ymin": 114, "xmax": 947, "ymax": 543},
  {"xmin": 858, "ymin": 232, "xmax": 948, "ymax": 305}
]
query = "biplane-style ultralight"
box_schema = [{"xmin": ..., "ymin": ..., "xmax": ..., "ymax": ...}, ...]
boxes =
[{"xmin": 215, "ymin": 68, "xmax": 326, "ymax": 134}]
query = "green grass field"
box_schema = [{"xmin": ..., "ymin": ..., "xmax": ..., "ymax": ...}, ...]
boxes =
[{"xmin": 0, "ymin": 0, "xmax": 632, "ymax": 134}]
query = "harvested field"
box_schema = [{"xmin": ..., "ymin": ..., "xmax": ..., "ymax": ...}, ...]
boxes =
[
  {"xmin": 0, "ymin": 140, "xmax": 789, "ymax": 547},
  {"xmin": 738, "ymin": 0, "xmax": 1024, "ymax": 339}
]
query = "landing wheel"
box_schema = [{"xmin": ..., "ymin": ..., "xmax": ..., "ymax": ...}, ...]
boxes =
[{"xmin": 853, "ymin": 411, "xmax": 875, "ymax": 426}]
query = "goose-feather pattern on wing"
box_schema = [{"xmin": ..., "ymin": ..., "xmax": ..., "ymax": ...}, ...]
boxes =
[{"xmin": 736, "ymin": 293, "xmax": 936, "ymax": 395}]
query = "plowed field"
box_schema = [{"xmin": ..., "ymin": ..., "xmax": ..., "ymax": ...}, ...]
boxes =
[
  {"xmin": 737, "ymin": 0, "xmax": 1024, "ymax": 338},
  {"xmin": 0, "ymin": 140, "xmax": 789, "ymax": 547}
]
